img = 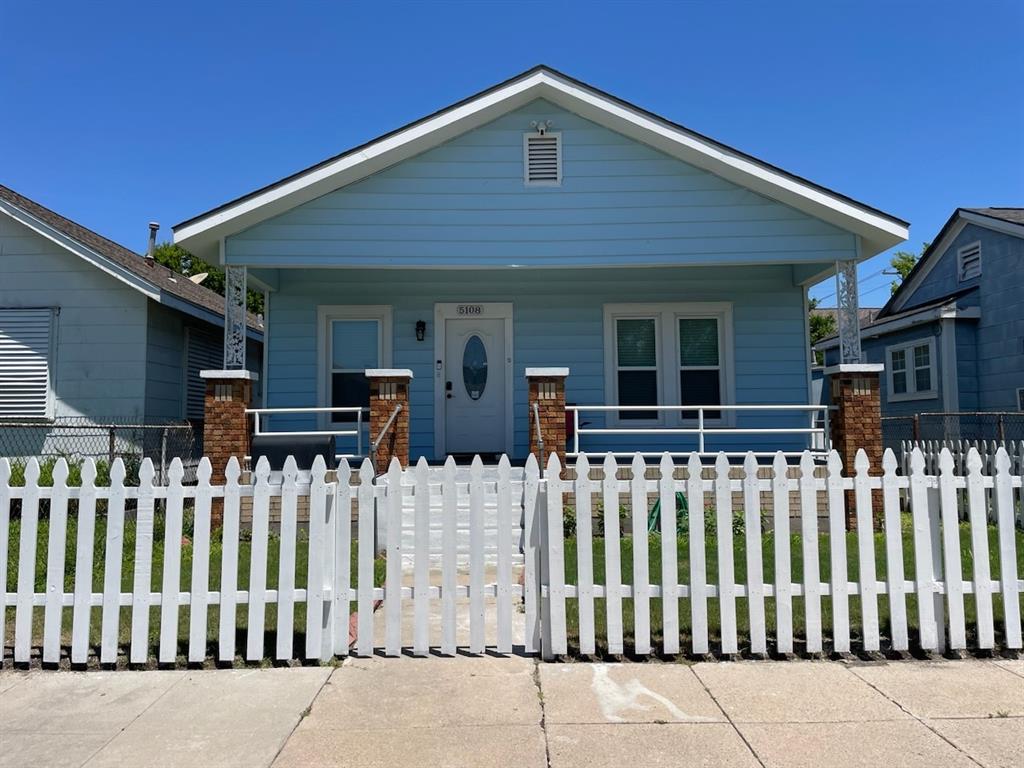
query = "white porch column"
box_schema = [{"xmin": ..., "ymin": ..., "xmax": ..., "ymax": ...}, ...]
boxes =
[
  {"xmin": 835, "ymin": 259, "xmax": 863, "ymax": 365},
  {"xmin": 224, "ymin": 264, "xmax": 247, "ymax": 369}
]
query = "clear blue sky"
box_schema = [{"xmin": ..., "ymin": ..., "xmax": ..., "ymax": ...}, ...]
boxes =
[{"xmin": 2, "ymin": 0, "xmax": 1021, "ymax": 305}]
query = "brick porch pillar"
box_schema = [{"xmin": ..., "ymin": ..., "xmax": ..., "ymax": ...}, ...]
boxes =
[
  {"xmin": 526, "ymin": 368, "xmax": 568, "ymax": 468},
  {"xmin": 366, "ymin": 369, "xmax": 412, "ymax": 475},
  {"xmin": 200, "ymin": 369, "xmax": 257, "ymax": 527},
  {"xmin": 825, "ymin": 363, "xmax": 883, "ymax": 530}
]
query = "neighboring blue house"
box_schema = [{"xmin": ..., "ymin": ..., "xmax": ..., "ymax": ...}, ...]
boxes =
[
  {"xmin": 817, "ymin": 207, "xmax": 1024, "ymax": 420},
  {"xmin": 0, "ymin": 184, "xmax": 263, "ymax": 457},
  {"xmin": 173, "ymin": 66, "xmax": 908, "ymax": 461}
]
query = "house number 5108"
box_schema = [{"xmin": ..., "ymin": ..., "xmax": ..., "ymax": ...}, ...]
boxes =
[{"xmin": 457, "ymin": 305, "xmax": 483, "ymax": 315}]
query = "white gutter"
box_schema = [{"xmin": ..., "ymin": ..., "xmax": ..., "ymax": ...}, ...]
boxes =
[{"xmin": 814, "ymin": 303, "xmax": 980, "ymax": 351}]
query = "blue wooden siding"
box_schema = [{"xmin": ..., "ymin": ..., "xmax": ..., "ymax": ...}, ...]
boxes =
[
  {"xmin": 227, "ymin": 99, "xmax": 856, "ymax": 269},
  {"xmin": 145, "ymin": 301, "xmax": 186, "ymax": 420},
  {"xmin": 264, "ymin": 266, "xmax": 811, "ymax": 460}
]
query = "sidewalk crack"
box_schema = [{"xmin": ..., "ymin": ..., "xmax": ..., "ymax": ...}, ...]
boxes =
[
  {"xmin": 532, "ymin": 660, "xmax": 553, "ymax": 768},
  {"xmin": 690, "ymin": 666, "xmax": 766, "ymax": 768}
]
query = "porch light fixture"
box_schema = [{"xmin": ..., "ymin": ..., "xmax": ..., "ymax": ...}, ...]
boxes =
[{"xmin": 415, "ymin": 320, "xmax": 426, "ymax": 342}]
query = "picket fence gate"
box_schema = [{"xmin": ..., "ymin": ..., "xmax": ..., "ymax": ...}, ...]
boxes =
[{"xmin": 1, "ymin": 446, "xmax": 1022, "ymax": 665}]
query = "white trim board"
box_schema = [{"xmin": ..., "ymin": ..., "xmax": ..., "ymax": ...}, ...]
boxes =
[
  {"xmin": 433, "ymin": 302, "xmax": 514, "ymax": 458},
  {"xmin": 174, "ymin": 67, "xmax": 908, "ymax": 263}
]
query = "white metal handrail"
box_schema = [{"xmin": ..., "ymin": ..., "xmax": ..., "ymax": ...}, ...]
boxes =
[
  {"xmin": 567, "ymin": 404, "xmax": 832, "ymax": 458},
  {"xmin": 246, "ymin": 406, "xmax": 368, "ymax": 457}
]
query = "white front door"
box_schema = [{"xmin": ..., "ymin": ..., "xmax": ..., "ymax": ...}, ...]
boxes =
[{"xmin": 443, "ymin": 316, "xmax": 507, "ymax": 455}]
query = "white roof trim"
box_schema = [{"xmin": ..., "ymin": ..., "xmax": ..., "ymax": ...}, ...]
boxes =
[
  {"xmin": 174, "ymin": 68, "xmax": 908, "ymax": 262},
  {"xmin": 814, "ymin": 303, "xmax": 980, "ymax": 351}
]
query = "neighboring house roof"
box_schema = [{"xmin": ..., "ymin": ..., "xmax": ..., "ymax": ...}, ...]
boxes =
[
  {"xmin": 0, "ymin": 184, "xmax": 262, "ymax": 334},
  {"xmin": 880, "ymin": 206, "xmax": 1024, "ymax": 318},
  {"xmin": 814, "ymin": 288, "xmax": 980, "ymax": 351},
  {"xmin": 174, "ymin": 65, "xmax": 909, "ymax": 263},
  {"xmin": 811, "ymin": 307, "xmax": 881, "ymax": 327}
]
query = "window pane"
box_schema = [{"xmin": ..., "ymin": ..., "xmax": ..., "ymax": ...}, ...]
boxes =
[
  {"xmin": 890, "ymin": 349, "xmax": 906, "ymax": 371},
  {"xmin": 914, "ymin": 344, "xmax": 930, "ymax": 368},
  {"xmin": 915, "ymin": 366, "xmax": 932, "ymax": 392},
  {"xmin": 616, "ymin": 319, "xmax": 657, "ymax": 367},
  {"xmin": 617, "ymin": 370, "xmax": 658, "ymax": 420},
  {"xmin": 679, "ymin": 318, "xmax": 719, "ymax": 366},
  {"xmin": 893, "ymin": 370, "xmax": 907, "ymax": 394},
  {"xmin": 331, "ymin": 372, "xmax": 369, "ymax": 422},
  {"xmin": 680, "ymin": 369, "xmax": 721, "ymax": 419},
  {"xmin": 462, "ymin": 335, "xmax": 487, "ymax": 400},
  {"xmin": 331, "ymin": 320, "xmax": 379, "ymax": 370}
]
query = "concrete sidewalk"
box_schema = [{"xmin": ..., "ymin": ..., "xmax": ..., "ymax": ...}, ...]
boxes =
[{"xmin": 1, "ymin": 658, "xmax": 1021, "ymax": 768}]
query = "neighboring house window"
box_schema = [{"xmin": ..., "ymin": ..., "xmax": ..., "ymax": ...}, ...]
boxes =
[
  {"xmin": 524, "ymin": 131, "xmax": 561, "ymax": 185},
  {"xmin": 319, "ymin": 306, "xmax": 392, "ymax": 424},
  {"xmin": 0, "ymin": 308, "xmax": 56, "ymax": 420},
  {"xmin": 1017, "ymin": 387, "xmax": 1024, "ymax": 412},
  {"xmin": 886, "ymin": 338, "xmax": 937, "ymax": 401},
  {"xmin": 957, "ymin": 242, "xmax": 981, "ymax": 281},
  {"xmin": 604, "ymin": 303, "xmax": 733, "ymax": 425},
  {"xmin": 183, "ymin": 327, "xmax": 222, "ymax": 420}
]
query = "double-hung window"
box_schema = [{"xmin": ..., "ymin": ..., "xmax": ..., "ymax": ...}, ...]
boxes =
[
  {"xmin": 886, "ymin": 338, "xmax": 936, "ymax": 401},
  {"xmin": 320, "ymin": 306, "xmax": 392, "ymax": 424},
  {"xmin": 605, "ymin": 303, "xmax": 732, "ymax": 426}
]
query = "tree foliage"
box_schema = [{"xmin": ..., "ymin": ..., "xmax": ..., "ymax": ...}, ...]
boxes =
[
  {"xmin": 153, "ymin": 242, "xmax": 264, "ymax": 314},
  {"xmin": 807, "ymin": 297, "xmax": 836, "ymax": 366},
  {"xmin": 889, "ymin": 242, "xmax": 930, "ymax": 295}
]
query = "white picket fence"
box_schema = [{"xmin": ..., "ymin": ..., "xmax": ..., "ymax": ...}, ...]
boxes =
[{"xmin": 1, "ymin": 447, "xmax": 1022, "ymax": 665}]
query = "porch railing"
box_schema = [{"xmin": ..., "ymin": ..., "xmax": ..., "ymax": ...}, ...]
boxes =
[
  {"xmin": 247, "ymin": 406, "xmax": 368, "ymax": 458},
  {"xmin": 567, "ymin": 404, "xmax": 832, "ymax": 458}
]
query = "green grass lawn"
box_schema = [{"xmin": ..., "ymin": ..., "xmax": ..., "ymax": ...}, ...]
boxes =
[
  {"xmin": 3, "ymin": 512, "xmax": 385, "ymax": 666},
  {"xmin": 561, "ymin": 522, "xmax": 1024, "ymax": 657}
]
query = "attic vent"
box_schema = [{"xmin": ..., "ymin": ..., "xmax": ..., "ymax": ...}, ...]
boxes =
[
  {"xmin": 524, "ymin": 132, "xmax": 561, "ymax": 185},
  {"xmin": 957, "ymin": 241, "xmax": 982, "ymax": 281}
]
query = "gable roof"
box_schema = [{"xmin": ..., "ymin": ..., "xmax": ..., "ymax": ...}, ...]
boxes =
[
  {"xmin": 174, "ymin": 65, "xmax": 909, "ymax": 263},
  {"xmin": 880, "ymin": 206, "xmax": 1024, "ymax": 317},
  {"xmin": 0, "ymin": 184, "xmax": 262, "ymax": 334}
]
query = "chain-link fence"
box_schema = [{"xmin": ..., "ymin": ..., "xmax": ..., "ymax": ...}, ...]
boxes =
[
  {"xmin": 0, "ymin": 417, "xmax": 199, "ymax": 483},
  {"xmin": 883, "ymin": 412, "xmax": 1024, "ymax": 453}
]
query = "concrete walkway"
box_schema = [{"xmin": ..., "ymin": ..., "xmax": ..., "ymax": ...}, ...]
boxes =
[{"xmin": 1, "ymin": 659, "xmax": 1021, "ymax": 768}]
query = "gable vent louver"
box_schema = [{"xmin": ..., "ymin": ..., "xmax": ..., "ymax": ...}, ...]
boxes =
[
  {"xmin": 524, "ymin": 131, "xmax": 561, "ymax": 185},
  {"xmin": 958, "ymin": 242, "xmax": 982, "ymax": 281}
]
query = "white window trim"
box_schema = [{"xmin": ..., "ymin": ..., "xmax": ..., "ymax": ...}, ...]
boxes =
[
  {"xmin": 523, "ymin": 131, "xmax": 562, "ymax": 187},
  {"xmin": 0, "ymin": 307, "xmax": 57, "ymax": 422},
  {"xmin": 957, "ymin": 240, "xmax": 982, "ymax": 282},
  {"xmin": 603, "ymin": 302, "xmax": 734, "ymax": 428},
  {"xmin": 886, "ymin": 337, "xmax": 938, "ymax": 402},
  {"xmin": 316, "ymin": 305, "xmax": 392, "ymax": 429}
]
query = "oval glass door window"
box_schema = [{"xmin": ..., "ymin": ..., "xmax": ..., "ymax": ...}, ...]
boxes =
[{"xmin": 462, "ymin": 335, "xmax": 487, "ymax": 400}]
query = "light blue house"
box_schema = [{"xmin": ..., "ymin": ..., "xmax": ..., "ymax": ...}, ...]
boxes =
[
  {"xmin": 818, "ymin": 207, "xmax": 1024, "ymax": 430},
  {"xmin": 0, "ymin": 184, "xmax": 262, "ymax": 460},
  {"xmin": 173, "ymin": 66, "xmax": 908, "ymax": 461}
]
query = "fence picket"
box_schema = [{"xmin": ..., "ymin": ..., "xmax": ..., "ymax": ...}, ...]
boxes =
[
  {"xmin": 882, "ymin": 450, "xmax": 908, "ymax": 651},
  {"xmin": 743, "ymin": 453, "xmax": 766, "ymax": 656},
  {"xmin": 14, "ymin": 459, "xmax": 39, "ymax": 663},
  {"xmin": 908, "ymin": 449, "xmax": 939, "ymax": 650},
  {"xmin": 276, "ymin": 457, "xmax": 299, "ymax": 661},
  {"xmin": 158, "ymin": 459, "xmax": 185, "ymax": 664},
  {"xmin": 659, "ymin": 453, "xmax": 680, "ymax": 655},
  {"xmin": 385, "ymin": 458, "xmax": 403, "ymax": 657},
  {"xmin": 305, "ymin": 455, "xmax": 327, "ymax": 659},
  {"xmin": 573, "ymin": 455, "xmax": 596, "ymax": 656},
  {"xmin": 441, "ymin": 456, "xmax": 458, "ymax": 655},
  {"xmin": 334, "ymin": 459, "xmax": 352, "ymax": 657},
  {"xmin": 603, "ymin": 454, "xmax": 624, "ymax": 656},
  {"xmin": 964, "ymin": 449, "xmax": 994, "ymax": 648},
  {"xmin": 546, "ymin": 453, "xmax": 568, "ymax": 657},
  {"xmin": 927, "ymin": 482, "xmax": 946, "ymax": 652},
  {"xmin": 937, "ymin": 449, "xmax": 966, "ymax": 649},
  {"xmin": 770, "ymin": 454, "xmax": 790, "ymax": 659},
  {"xmin": 826, "ymin": 451, "xmax": 850, "ymax": 654},
  {"xmin": 218, "ymin": 458, "xmax": 241, "ymax": 663},
  {"xmin": 244, "ymin": 457, "xmax": 272, "ymax": 661},
  {"xmin": 992, "ymin": 448, "xmax": 1022, "ymax": 648},
  {"xmin": 799, "ymin": 452, "xmax": 822, "ymax": 654},
  {"xmin": 100, "ymin": 459, "xmax": 126, "ymax": 664},
  {"xmin": 469, "ymin": 455, "xmax": 487, "ymax": 654},
  {"xmin": 854, "ymin": 451, "xmax": 880, "ymax": 652},
  {"xmin": 130, "ymin": 459, "xmax": 156, "ymax": 665},
  {"xmin": 0, "ymin": 460, "xmax": 10, "ymax": 657},
  {"xmin": 413, "ymin": 456, "xmax": 431, "ymax": 656},
  {"xmin": 522, "ymin": 454, "xmax": 541, "ymax": 655},
  {"xmin": 42, "ymin": 459, "xmax": 69, "ymax": 664},
  {"xmin": 496, "ymin": 455, "xmax": 514, "ymax": 655},
  {"xmin": 356, "ymin": 459, "xmax": 376, "ymax": 656},
  {"xmin": 715, "ymin": 453, "xmax": 737, "ymax": 655},
  {"xmin": 188, "ymin": 459, "xmax": 213, "ymax": 663},
  {"xmin": 687, "ymin": 453, "xmax": 708, "ymax": 656},
  {"xmin": 630, "ymin": 453, "xmax": 652, "ymax": 656}
]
